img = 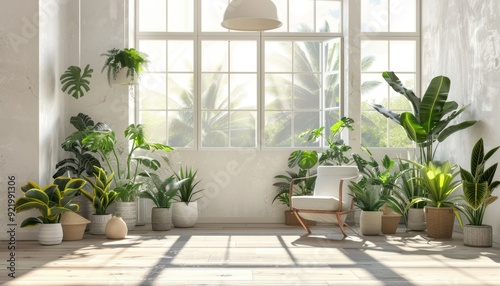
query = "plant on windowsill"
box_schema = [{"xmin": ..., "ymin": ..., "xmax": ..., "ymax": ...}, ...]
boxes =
[
  {"xmin": 455, "ymin": 138, "xmax": 500, "ymax": 247},
  {"xmin": 15, "ymin": 177, "xmax": 86, "ymax": 245},
  {"xmin": 101, "ymin": 48, "xmax": 149, "ymax": 86}
]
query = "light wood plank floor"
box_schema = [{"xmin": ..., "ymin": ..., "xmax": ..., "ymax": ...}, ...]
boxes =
[{"xmin": 1, "ymin": 223, "xmax": 500, "ymax": 285}]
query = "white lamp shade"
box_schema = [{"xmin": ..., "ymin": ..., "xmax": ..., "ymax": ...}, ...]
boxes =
[{"xmin": 221, "ymin": 0, "xmax": 282, "ymax": 31}]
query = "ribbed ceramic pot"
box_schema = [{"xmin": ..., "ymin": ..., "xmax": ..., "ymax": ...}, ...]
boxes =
[
  {"xmin": 38, "ymin": 223, "xmax": 63, "ymax": 245},
  {"xmin": 360, "ymin": 211, "xmax": 382, "ymax": 236},
  {"xmin": 463, "ymin": 224, "xmax": 492, "ymax": 247},
  {"xmin": 115, "ymin": 201, "xmax": 137, "ymax": 231},
  {"xmin": 151, "ymin": 207, "xmax": 172, "ymax": 231},
  {"xmin": 90, "ymin": 214, "xmax": 112, "ymax": 235},
  {"xmin": 172, "ymin": 202, "xmax": 198, "ymax": 228}
]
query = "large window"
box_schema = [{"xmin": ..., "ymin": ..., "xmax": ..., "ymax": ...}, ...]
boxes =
[
  {"xmin": 360, "ymin": 0, "xmax": 420, "ymax": 148},
  {"xmin": 135, "ymin": 0, "xmax": 419, "ymax": 150}
]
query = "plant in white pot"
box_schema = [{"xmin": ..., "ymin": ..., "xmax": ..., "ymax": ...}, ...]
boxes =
[
  {"xmin": 81, "ymin": 167, "xmax": 119, "ymax": 235},
  {"xmin": 101, "ymin": 48, "xmax": 148, "ymax": 85},
  {"xmin": 138, "ymin": 171, "xmax": 187, "ymax": 231},
  {"xmin": 15, "ymin": 177, "xmax": 86, "ymax": 245},
  {"xmin": 172, "ymin": 166, "xmax": 204, "ymax": 228},
  {"xmin": 456, "ymin": 138, "xmax": 500, "ymax": 247}
]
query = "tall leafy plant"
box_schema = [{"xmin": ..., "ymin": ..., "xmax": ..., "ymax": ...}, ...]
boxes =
[
  {"xmin": 456, "ymin": 138, "xmax": 500, "ymax": 225},
  {"xmin": 371, "ymin": 72, "xmax": 476, "ymax": 163}
]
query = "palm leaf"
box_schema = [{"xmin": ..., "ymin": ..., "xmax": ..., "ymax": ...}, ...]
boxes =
[{"xmin": 419, "ymin": 75, "xmax": 450, "ymax": 133}]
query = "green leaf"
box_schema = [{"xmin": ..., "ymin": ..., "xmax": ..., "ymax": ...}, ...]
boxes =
[
  {"xmin": 288, "ymin": 150, "xmax": 318, "ymax": 170},
  {"xmin": 462, "ymin": 181, "xmax": 489, "ymax": 210},
  {"xmin": 60, "ymin": 64, "xmax": 93, "ymax": 99},
  {"xmin": 382, "ymin": 71, "xmax": 420, "ymax": 115},
  {"xmin": 419, "ymin": 76, "xmax": 450, "ymax": 133},
  {"xmin": 400, "ymin": 112, "xmax": 427, "ymax": 143}
]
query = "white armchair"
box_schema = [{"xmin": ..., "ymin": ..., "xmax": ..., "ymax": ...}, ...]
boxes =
[{"xmin": 290, "ymin": 165, "xmax": 360, "ymax": 237}]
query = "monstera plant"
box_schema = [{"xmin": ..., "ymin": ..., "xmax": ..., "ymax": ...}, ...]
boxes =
[
  {"xmin": 60, "ymin": 64, "xmax": 93, "ymax": 99},
  {"xmin": 371, "ymin": 72, "xmax": 476, "ymax": 163}
]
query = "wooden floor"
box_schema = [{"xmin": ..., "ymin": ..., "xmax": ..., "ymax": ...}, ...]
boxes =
[{"xmin": 1, "ymin": 223, "xmax": 500, "ymax": 285}]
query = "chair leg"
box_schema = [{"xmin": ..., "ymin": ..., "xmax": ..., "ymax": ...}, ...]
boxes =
[
  {"xmin": 293, "ymin": 210, "xmax": 311, "ymax": 234},
  {"xmin": 336, "ymin": 213, "xmax": 358, "ymax": 236}
]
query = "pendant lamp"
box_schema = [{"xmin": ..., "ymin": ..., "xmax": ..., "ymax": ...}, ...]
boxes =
[{"xmin": 221, "ymin": 0, "xmax": 282, "ymax": 31}]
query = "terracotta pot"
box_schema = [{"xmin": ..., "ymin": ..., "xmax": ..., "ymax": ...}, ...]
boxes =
[
  {"xmin": 60, "ymin": 212, "xmax": 90, "ymax": 241},
  {"xmin": 463, "ymin": 224, "xmax": 492, "ymax": 247},
  {"xmin": 105, "ymin": 216, "xmax": 128, "ymax": 239},
  {"xmin": 381, "ymin": 214, "xmax": 402, "ymax": 234},
  {"xmin": 360, "ymin": 211, "xmax": 382, "ymax": 236}
]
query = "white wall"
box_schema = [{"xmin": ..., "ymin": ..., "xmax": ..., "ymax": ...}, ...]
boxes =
[{"xmin": 422, "ymin": 0, "xmax": 500, "ymax": 242}]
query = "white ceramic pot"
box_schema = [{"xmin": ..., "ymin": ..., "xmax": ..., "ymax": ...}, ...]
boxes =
[
  {"xmin": 360, "ymin": 211, "xmax": 382, "ymax": 236},
  {"xmin": 407, "ymin": 208, "xmax": 426, "ymax": 231},
  {"xmin": 38, "ymin": 223, "xmax": 63, "ymax": 245},
  {"xmin": 172, "ymin": 202, "xmax": 198, "ymax": 228},
  {"xmin": 90, "ymin": 214, "xmax": 112, "ymax": 235}
]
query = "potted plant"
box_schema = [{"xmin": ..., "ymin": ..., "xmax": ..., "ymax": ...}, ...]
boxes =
[
  {"xmin": 101, "ymin": 48, "xmax": 148, "ymax": 85},
  {"xmin": 172, "ymin": 166, "xmax": 204, "ymax": 228},
  {"xmin": 82, "ymin": 123, "xmax": 174, "ymax": 230},
  {"xmin": 139, "ymin": 171, "xmax": 187, "ymax": 231},
  {"xmin": 348, "ymin": 178, "xmax": 385, "ymax": 236},
  {"xmin": 353, "ymin": 151, "xmax": 403, "ymax": 234},
  {"xmin": 456, "ymin": 138, "xmax": 500, "ymax": 247},
  {"xmin": 407, "ymin": 161, "xmax": 463, "ymax": 238},
  {"xmin": 371, "ymin": 72, "xmax": 476, "ymax": 164},
  {"xmin": 81, "ymin": 167, "xmax": 119, "ymax": 234},
  {"xmin": 14, "ymin": 177, "xmax": 86, "ymax": 245}
]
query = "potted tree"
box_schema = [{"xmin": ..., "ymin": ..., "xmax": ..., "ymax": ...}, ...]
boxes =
[
  {"xmin": 407, "ymin": 161, "xmax": 463, "ymax": 239},
  {"xmin": 14, "ymin": 177, "xmax": 86, "ymax": 245},
  {"xmin": 456, "ymin": 138, "xmax": 500, "ymax": 247},
  {"xmin": 81, "ymin": 167, "xmax": 119, "ymax": 234},
  {"xmin": 139, "ymin": 171, "xmax": 187, "ymax": 231},
  {"xmin": 172, "ymin": 166, "xmax": 204, "ymax": 228},
  {"xmin": 101, "ymin": 48, "xmax": 148, "ymax": 86}
]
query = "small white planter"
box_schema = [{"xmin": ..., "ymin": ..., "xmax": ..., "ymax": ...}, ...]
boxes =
[
  {"xmin": 172, "ymin": 202, "xmax": 198, "ymax": 228},
  {"xmin": 360, "ymin": 211, "xmax": 382, "ymax": 236},
  {"xmin": 151, "ymin": 207, "xmax": 172, "ymax": 231},
  {"xmin": 407, "ymin": 208, "xmax": 426, "ymax": 231},
  {"xmin": 38, "ymin": 223, "xmax": 63, "ymax": 245}
]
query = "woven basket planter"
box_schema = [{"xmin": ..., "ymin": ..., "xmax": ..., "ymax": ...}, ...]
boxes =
[
  {"xmin": 463, "ymin": 224, "xmax": 492, "ymax": 247},
  {"xmin": 425, "ymin": 207, "xmax": 454, "ymax": 239}
]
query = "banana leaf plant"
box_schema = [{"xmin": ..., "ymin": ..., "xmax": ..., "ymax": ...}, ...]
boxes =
[
  {"xmin": 371, "ymin": 72, "xmax": 476, "ymax": 164},
  {"xmin": 15, "ymin": 177, "xmax": 86, "ymax": 227},
  {"xmin": 456, "ymin": 138, "xmax": 500, "ymax": 225},
  {"xmin": 82, "ymin": 123, "xmax": 174, "ymax": 202}
]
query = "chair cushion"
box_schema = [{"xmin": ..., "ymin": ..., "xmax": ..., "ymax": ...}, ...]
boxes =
[{"xmin": 291, "ymin": 196, "xmax": 349, "ymax": 211}]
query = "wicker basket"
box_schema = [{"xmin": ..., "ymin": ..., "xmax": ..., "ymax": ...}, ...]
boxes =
[
  {"xmin": 463, "ymin": 224, "xmax": 492, "ymax": 247},
  {"xmin": 425, "ymin": 207, "xmax": 454, "ymax": 238}
]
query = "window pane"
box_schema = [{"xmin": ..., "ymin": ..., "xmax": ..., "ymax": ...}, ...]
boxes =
[
  {"xmin": 325, "ymin": 73, "xmax": 340, "ymax": 108},
  {"xmin": 361, "ymin": 111, "xmax": 387, "ymax": 147},
  {"xmin": 168, "ymin": 41, "xmax": 194, "ymax": 72},
  {"xmin": 361, "ymin": 40, "xmax": 388, "ymax": 72},
  {"xmin": 202, "ymin": 41, "xmax": 228, "ymax": 72},
  {"xmin": 139, "ymin": 40, "xmax": 166, "ymax": 72},
  {"xmin": 139, "ymin": 0, "xmax": 166, "ymax": 32},
  {"xmin": 265, "ymin": 111, "xmax": 292, "ymax": 147},
  {"xmin": 202, "ymin": 111, "xmax": 228, "ymax": 147},
  {"xmin": 230, "ymin": 41, "xmax": 257, "ymax": 72},
  {"xmin": 201, "ymin": 73, "xmax": 228, "ymax": 110},
  {"xmin": 230, "ymin": 111, "xmax": 256, "ymax": 147},
  {"xmin": 265, "ymin": 42, "xmax": 292, "ymax": 72},
  {"xmin": 293, "ymin": 73, "xmax": 320, "ymax": 109},
  {"xmin": 230, "ymin": 74, "xmax": 257, "ymax": 109},
  {"xmin": 389, "ymin": 121, "xmax": 412, "ymax": 147},
  {"xmin": 361, "ymin": 73, "xmax": 386, "ymax": 106},
  {"xmin": 290, "ymin": 0, "xmax": 314, "ymax": 32},
  {"xmin": 389, "ymin": 41, "xmax": 416, "ymax": 72},
  {"xmin": 265, "ymin": 74, "xmax": 292, "ymax": 109},
  {"xmin": 141, "ymin": 111, "xmax": 167, "ymax": 144},
  {"xmin": 168, "ymin": 74, "xmax": 194, "ymax": 109},
  {"xmin": 201, "ymin": 0, "xmax": 227, "ymax": 32},
  {"xmin": 139, "ymin": 74, "xmax": 166, "ymax": 110},
  {"xmin": 316, "ymin": 0, "xmax": 342, "ymax": 33},
  {"xmin": 390, "ymin": 0, "xmax": 416, "ymax": 32},
  {"xmin": 167, "ymin": 0, "xmax": 194, "ymax": 32},
  {"xmin": 361, "ymin": 0, "xmax": 388, "ymax": 32},
  {"xmin": 168, "ymin": 111, "xmax": 194, "ymax": 148},
  {"xmin": 294, "ymin": 112, "xmax": 320, "ymax": 147},
  {"xmin": 294, "ymin": 41, "xmax": 320, "ymax": 72}
]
